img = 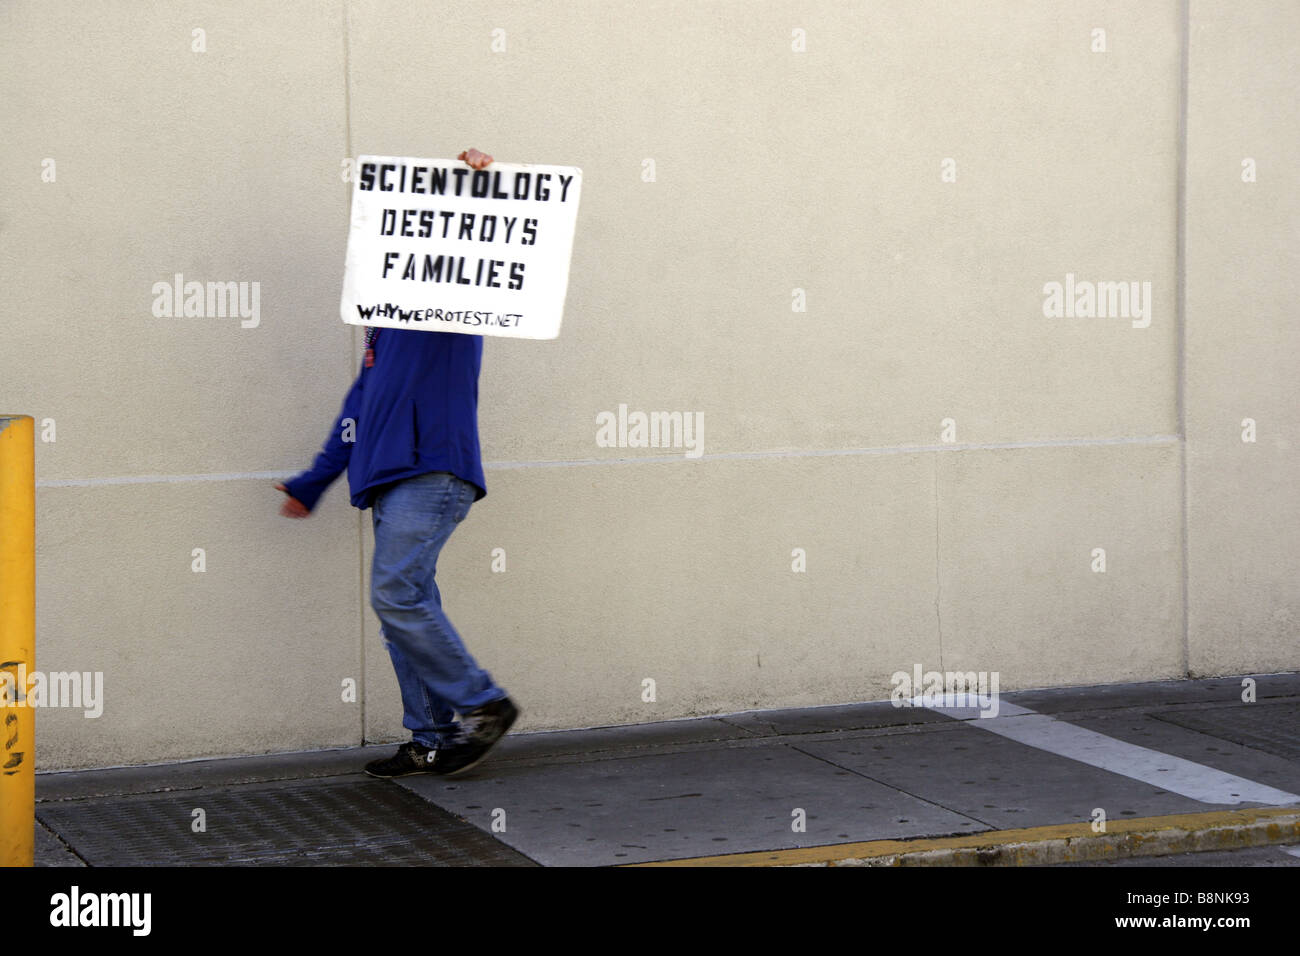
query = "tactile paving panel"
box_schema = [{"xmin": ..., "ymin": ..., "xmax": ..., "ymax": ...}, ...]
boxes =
[
  {"xmin": 37, "ymin": 777, "xmax": 536, "ymax": 866},
  {"xmin": 1152, "ymin": 702, "xmax": 1300, "ymax": 763}
]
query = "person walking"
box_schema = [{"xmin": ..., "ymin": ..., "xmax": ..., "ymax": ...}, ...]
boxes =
[{"xmin": 276, "ymin": 147, "xmax": 518, "ymax": 778}]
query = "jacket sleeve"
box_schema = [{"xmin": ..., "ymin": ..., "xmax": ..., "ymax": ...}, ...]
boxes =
[{"xmin": 281, "ymin": 367, "xmax": 365, "ymax": 512}]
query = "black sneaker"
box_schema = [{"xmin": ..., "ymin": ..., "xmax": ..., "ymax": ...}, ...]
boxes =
[
  {"xmin": 434, "ymin": 697, "xmax": 520, "ymax": 777},
  {"xmin": 364, "ymin": 740, "xmax": 443, "ymax": 778}
]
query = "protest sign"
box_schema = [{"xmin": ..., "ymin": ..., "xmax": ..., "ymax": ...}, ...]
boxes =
[{"xmin": 340, "ymin": 155, "xmax": 582, "ymax": 340}]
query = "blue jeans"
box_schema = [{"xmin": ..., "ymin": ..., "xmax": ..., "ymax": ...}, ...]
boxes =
[{"xmin": 370, "ymin": 471, "xmax": 505, "ymax": 749}]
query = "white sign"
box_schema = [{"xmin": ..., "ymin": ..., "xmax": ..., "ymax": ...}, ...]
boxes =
[{"xmin": 340, "ymin": 155, "xmax": 582, "ymax": 340}]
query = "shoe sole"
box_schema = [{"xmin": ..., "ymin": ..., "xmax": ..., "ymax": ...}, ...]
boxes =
[
  {"xmin": 364, "ymin": 748, "xmax": 444, "ymax": 779},
  {"xmin": 364, "ymin": 767, "xmax": 440, "ymax": 779},
  {"xmin": 439, "ymin": 706, "xmax": 519, "ymax": 778}
]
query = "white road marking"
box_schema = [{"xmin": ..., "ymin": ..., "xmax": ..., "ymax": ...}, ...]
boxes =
[{"xmin": 918, "ymin": 700, "xmax": 1300, "ymax": 807}]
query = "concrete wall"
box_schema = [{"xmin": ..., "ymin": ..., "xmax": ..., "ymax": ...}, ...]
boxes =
[{"xmin": 0, "ymin": 1, "xmax": 1293, "ymax": 770}]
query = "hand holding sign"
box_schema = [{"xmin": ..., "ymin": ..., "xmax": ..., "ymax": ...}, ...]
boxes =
[
  {"xmin": 340, "ymin": 152, "xmax": 583, "ymax": 340},
  {"xmin": 458, "ymin": 148, "xmax": 494, "ymax": 170}
]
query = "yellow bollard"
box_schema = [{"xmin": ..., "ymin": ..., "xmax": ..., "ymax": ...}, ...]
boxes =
[{"xmin": 0, "ymin": 415, "xmax": 34, "ymax": 866}]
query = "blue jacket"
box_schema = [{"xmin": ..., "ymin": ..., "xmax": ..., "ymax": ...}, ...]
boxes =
[{"xmin": 283, "ymin": 327, "xmax": 487, "ymax": 511}]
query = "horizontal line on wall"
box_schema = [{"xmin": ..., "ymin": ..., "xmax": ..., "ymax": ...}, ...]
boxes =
[
  {"xmin": 487, "ymin": 434, "xmax": 1181, "ymax": 469},
  {"xmin": 33, "ymin": 434, "xmax": 1181, "ymax": 488}
]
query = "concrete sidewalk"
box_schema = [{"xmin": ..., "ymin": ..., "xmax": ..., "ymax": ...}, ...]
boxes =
[{"xmin": 34, "ymin": 674, "xmax": 1300, "ymax": 866}]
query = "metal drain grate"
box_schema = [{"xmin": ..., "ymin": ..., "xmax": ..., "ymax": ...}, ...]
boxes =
[
  {"xmin": 37, "ymin": 777, "xmax": 535, "ymax": 866},
  {"xmin": 1152, "ymin": 701, "xmax": 1300, "ymax": 763}
]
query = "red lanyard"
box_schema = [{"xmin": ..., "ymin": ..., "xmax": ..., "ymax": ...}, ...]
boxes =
[{"xmin": 364, "ymin": 326, "xmax": 379, "ymax": 368}]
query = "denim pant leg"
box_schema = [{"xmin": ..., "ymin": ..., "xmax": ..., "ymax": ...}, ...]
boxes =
[
  {"xmin": 382, "ymin": 636, "xmax": 459, "ymax": 750},
  {"xmin": 370, "ymin": 472, "xmax": 504, "ymax": 749}
]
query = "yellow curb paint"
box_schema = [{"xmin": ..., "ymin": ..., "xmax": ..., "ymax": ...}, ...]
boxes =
[{"xmin": 627, "ymin": 806, "xmax": 1300, "ymax": 867}]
